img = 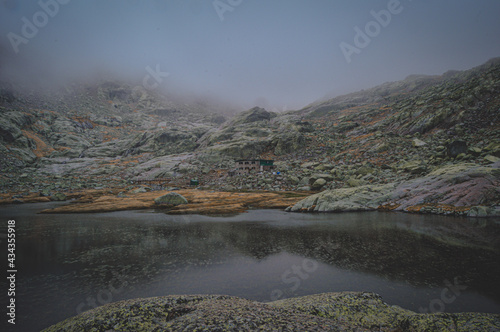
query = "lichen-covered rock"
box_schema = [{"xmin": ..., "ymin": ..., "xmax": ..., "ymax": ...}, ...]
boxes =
[
  {"xmin": 0, "ymin": 115, "xmax": 23, "ymax": 142},
  {"xmin": 412, "ymin": 138, "xmax": 427, "ymax": 147},
  {"xmin": 290, "ymin": 163, "xmax": 500, "ymax": 216},
  {"xmin": 392, "ymin": 163, "xmax": 500, "ymax": 213},
  {"xmin": 289, "ymin": 183, "xmax": 396, "ymax": 212},
  {"xmin": 485, "ymin": 155, "xmax": 500, "ymax": 163},
  {"xmin": 154, "ymin": 192, "xmax": 188, "ymax": 205},
  {"xmin": 230, "ymin": 107, "xmax": 277, "ymax": 125},
  {"xmin": 311, "ymin": 178, "xmax": 327, "ymax": 190},
  {"xmin": 42, "ymin": 293, "xmax": 500, "ymax": 332},
  {"xmin": 346, "ymin": 177, "xmax": 365, "ymax": 188},
  {"xmin": 272, "ymin": 292, "xmax": 412, "ymax": 330},
  {"xmin": 42, "ymin": 295, "xmax": 347, "ymax": 332},
  {"xmin": 274, "ymin": 293, "xmax": 500, "ymax": 331},
  {"xmin": 50, "ymin": 193, "xmax": 67, "ymax": 201},
  {"xmin": 399, "ymin": 160, "xmax": 428, "ymax": 175}
]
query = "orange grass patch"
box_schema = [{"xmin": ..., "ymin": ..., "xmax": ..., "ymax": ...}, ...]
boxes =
[
  {"xmin": 38, "ymin": 189, "xmax": 309, "ymax": 215},
  {"xmin": 21, "ymin": 130, "xmax": 54, "ymax": 158}
]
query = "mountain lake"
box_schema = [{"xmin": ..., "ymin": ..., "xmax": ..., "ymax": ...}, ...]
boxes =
[{"xmin": 1, "ymin": 202, "xmax": 499, "ymax": 331}]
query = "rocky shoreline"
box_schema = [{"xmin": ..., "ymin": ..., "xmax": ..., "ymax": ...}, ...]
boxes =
[
  {"xmin": 0, "ymin": 160, "xmax": 498, "ymax": 217},
  {"xmin": 288, "ymin": 161, "xmax": 500, "ymax": 218},
  {"xmin": 43, "ymin": 292, "xmax": 500, "ymax": 331}
]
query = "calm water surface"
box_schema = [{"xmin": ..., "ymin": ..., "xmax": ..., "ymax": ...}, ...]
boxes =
[{"xmin": 1, "ymin": 202, "xmax": 499, "ymax": 331}]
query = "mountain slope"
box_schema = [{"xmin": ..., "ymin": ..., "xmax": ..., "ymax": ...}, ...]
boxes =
[{"xmin": 0, "ymin": 58, "xmax": 499, "ymax": 214}]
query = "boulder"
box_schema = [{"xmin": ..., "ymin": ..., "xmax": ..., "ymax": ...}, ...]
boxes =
[
  {"xmin": 298, "ymin": 177, "xmax": 310, "ymax": 187},
  {"xmin": 412, "ymin": 138, "xmax": 427, "ymax": 147},
  {"xmin": 40, "ymin": 189, "xmax": 51, "ymax": 197},
  {"xmin": 50, "ymin": 193, "xmax": 67, "ymax": 201},
  {"xmin": 484, "ymin": 142, "xmax": 500, "ymax": 157},
  {"xmin": 287, "ymin": 176, "xmax": 300, "ymax": 185},
  {"xmin": 346, "ymin": 177, "xmax": 364, "ymax": 188},
  {"xmin": 485, "ymin": 155, "xmax": 500, "ymax": 163},
  {"xmin": 314, "ymin": 164, "xmax": 335, "ymax": 171},
  {"xmin": 354, "ymin": 166, "xmax": 375, "ymax": 176},
  {"xmin": 301, "ymin": 161, "xmax": 320, "ymax": 169},
  {"xmin": 311, "ymin": 178, "xmax": 327, "ymax": 190},
  {"xmin": 289, "ymin": 183, "xmax": 395, "ymax": 212},
  {"xmin": 468, "ymin": 147, "xmax": 482, "ymax": 156},
  {"xmin": 447, "ymin": 140, "xmax": 467, "ymax": 158},
  {"xmin": 400, "ymin": 161, "xmax": 428, "ymax": 175},
  {"xmin": 131, "ymin": 187, "xmax": 149, "ymax": 194},
  {"xmin": 231, "ymin": 107, "xmax": 277, "ymax": 125},
  {"xmin": 154, "ymin": 193, "xmax": 188, "ymax": 205},
  {"xmin": 310, "ymin": 173, "xmax": 334, "ymax": 182},
  {"xmin": 0, "ymin": 117, "xmax": 22, "ymax": 142}
]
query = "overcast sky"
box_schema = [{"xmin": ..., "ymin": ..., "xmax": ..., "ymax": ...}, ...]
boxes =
[{"xmin": 1, "ymin": 0, "xmax": 500, "ymax": 110}]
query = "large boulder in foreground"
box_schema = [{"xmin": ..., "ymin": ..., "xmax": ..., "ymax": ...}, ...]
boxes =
[
  {"xmin": 154, "ymin": 192, "xmax": 188, "ymax": 206},
  {"xmin": 42, "ymin": 293, "xmax": 500, "ymax": 331}
]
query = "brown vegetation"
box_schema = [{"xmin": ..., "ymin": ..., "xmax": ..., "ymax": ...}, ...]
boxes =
[{"xmin": 29, "ymin": 189, "xmax": 310, "ymax": 215}]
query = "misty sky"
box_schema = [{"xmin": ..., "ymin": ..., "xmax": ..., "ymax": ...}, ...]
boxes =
[{"xmin": 1, "ymin": 0, "xmax": 500, "ymax": 110}]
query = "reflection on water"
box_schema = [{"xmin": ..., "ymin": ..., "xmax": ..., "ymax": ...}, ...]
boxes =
[{"xmin": 0, "ymin": 203, "xmax": 499, "ymax": 331}]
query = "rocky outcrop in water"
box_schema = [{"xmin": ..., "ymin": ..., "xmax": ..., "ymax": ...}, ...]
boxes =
[
  {"xmin": 154, "ymin": 192, "xmax": 188, "ymax": 205},
  {"xmin": 289, "ymin": 162, "xmax": 500, "ymax": 217}
]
